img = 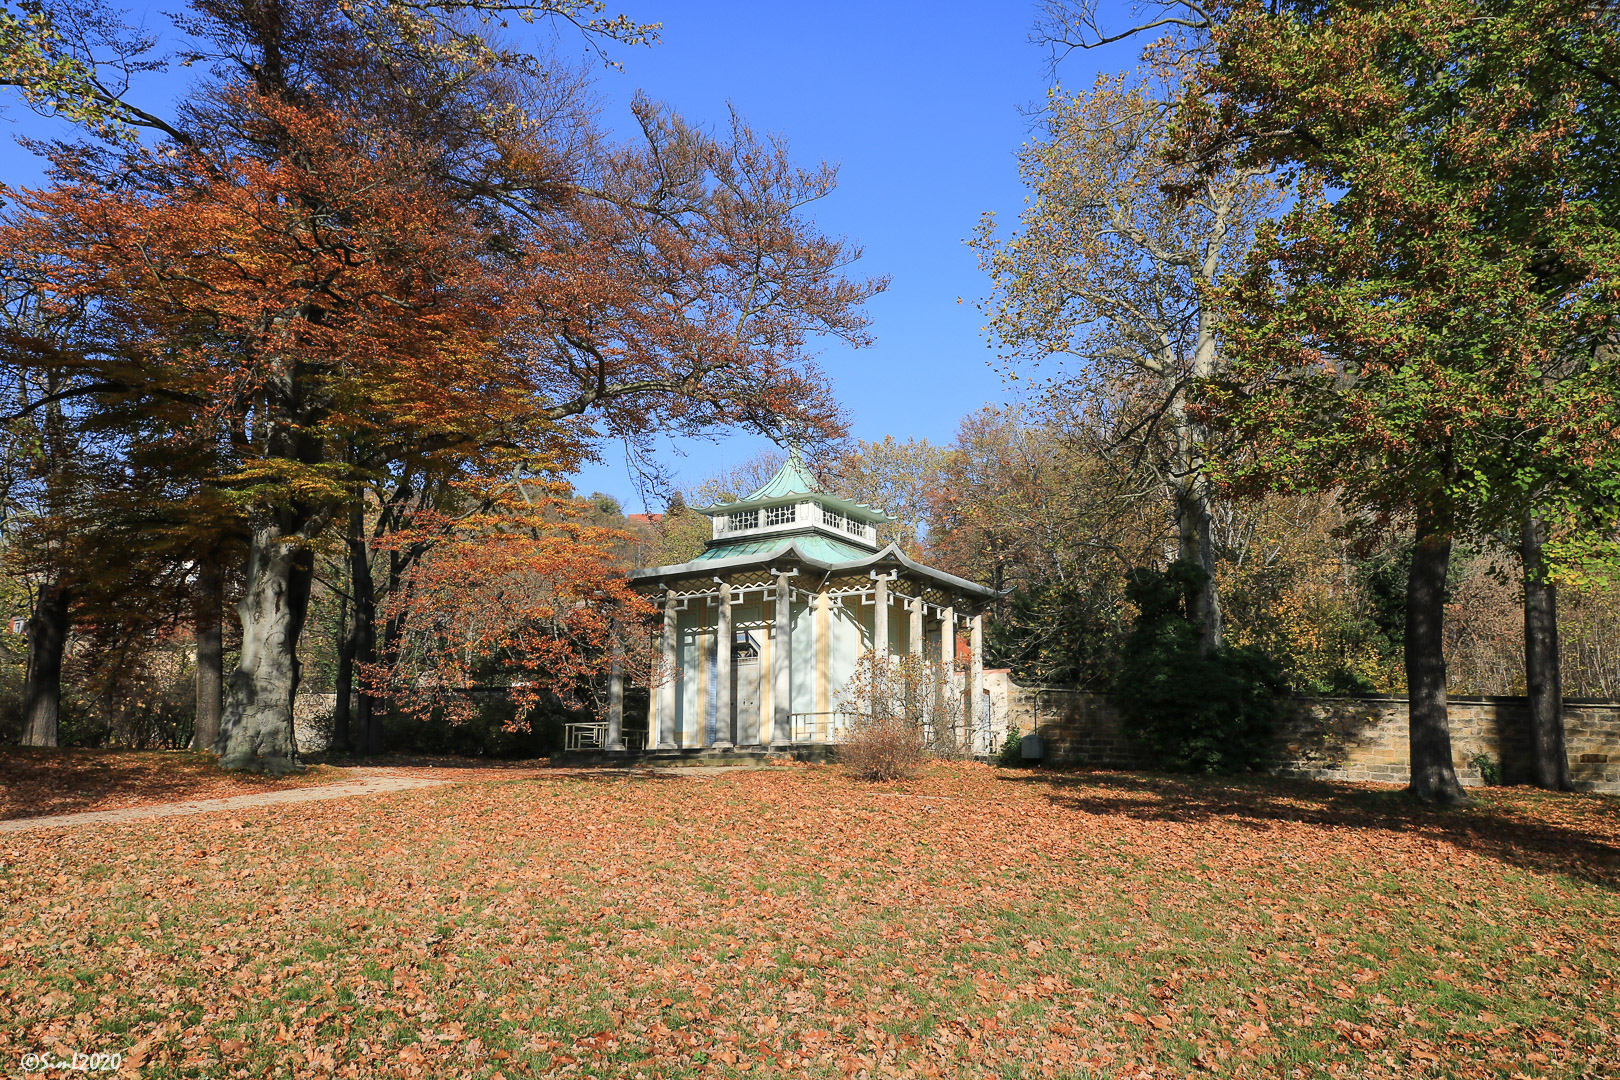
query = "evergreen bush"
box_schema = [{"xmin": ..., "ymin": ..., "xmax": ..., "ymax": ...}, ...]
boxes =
[
  {"xmin": 1115, "ymin": 561, "xmax": 1285, "ymax": 774},
  {"xmin": 995, "ymin": 729, "xmax": 1024, "ymax": 768}
]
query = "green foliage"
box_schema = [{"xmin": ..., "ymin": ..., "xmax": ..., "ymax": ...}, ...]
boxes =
[
  {"xmin": 1470, "ymin": 752, "xmax": 1502, "ymax": 787},
  {"xmin": 377, "ymin": 695, "xmax": 578, "ymax": 759},
  {"xmin": 994, "ymin": 729, "xmax": 1024, "ymax": 768},
  {"xmin": 1116, "ymin": 561, "xmax": 1285, "ymax": 774},
  {"xmin": 0, "ymin": 0, "xmax": 132, "ymax": 136},
  {"xmin": 1198, "ymin": 0, "xmax": 1620, "ymax": 563},
  {"xmin": 985, "ymin": 580, "xmax": 1126, "ymax": 691}
]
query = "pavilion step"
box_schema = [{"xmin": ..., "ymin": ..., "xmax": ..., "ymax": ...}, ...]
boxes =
[{"xmin": 552, "ymin": 745, "xmax": 834, "ymax": 768}]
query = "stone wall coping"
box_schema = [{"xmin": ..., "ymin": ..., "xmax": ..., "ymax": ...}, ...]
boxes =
[
  {"xmin": 993, "ymin": 678, "xmax": 1620, "ymax": 709},
  {"xmin": 1294, "ymin": 693, "xmax": 1620, "ymax": 707}
]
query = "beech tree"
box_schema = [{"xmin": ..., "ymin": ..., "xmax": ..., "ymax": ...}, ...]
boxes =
[
  {"xmin": 830, "ymin": 437, "xmax": 946, "ymax": 557},
  {"xmin": 0, "ymin": 270, "xmax": 87, "ymax": 746},
  {"xmin": 1169, "ymin": 0, "xmax": 1620, "ymax": 800},
  {"xmin": 1, "ymin": 0, "xmax": 880, "ymax": 771},
  {"xmin": 362, "ymin": 474, "xmax": 654, "ymax": 728},
  {"xmin": 974, "ymin": 66, "xmax": 1279, "ymax": 649}
]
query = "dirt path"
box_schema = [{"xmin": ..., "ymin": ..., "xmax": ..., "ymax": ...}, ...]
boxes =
[
  {"xmin": 0, "ymin": 762, "xmax": 776, "ymax": 834},
  {"xmin": 0, "ymin": 771, "xmax": 456, "ymax": 833}
]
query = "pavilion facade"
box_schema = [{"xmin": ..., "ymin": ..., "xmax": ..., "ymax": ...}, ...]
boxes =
[{"xmin": 604, "ymin": 451, "xmax": 1000, "ymax": 754}]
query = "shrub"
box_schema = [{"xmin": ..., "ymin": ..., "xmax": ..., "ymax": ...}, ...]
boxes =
[
  {"xmin": 1116, "ymin": 561, "xmax": 1285, "ymax": 774},
  {"xmin": 1470, "ymin": 752, "xmax": 1502, "ymax": 786},
  {"xmin": 834, "ymin": 651, "xmax": 967, "ymax": 759},
  {"xmin": 373, "ymin": 693, "xmax": 574, "ymax": 758},
  {"xmin": 837, "ymin": 714, "xmax": 925, "ymax": 781},
  {"xmin": 995, "ymin": 729, "xmax": 1024, "ymax": 768}
]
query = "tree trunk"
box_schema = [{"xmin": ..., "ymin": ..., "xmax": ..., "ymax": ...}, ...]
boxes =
[
  {"xmin": 215, "ymin": 525, "xmax": 314, "ymax": 773},
  {"xmin": 191, "ymin": 561, "xmax": 225, "ymax": 753},
  {"xmin": 20, "ymin": 581, "xmax": 70, "ymax": 747},
  {"xmin": 1522, "ymin": 513, "xmax": 1571, "ymax": 790},
  {"xmin": 1405, "ymin": 512, "xmax": 1467, "ymax": 803},
  {"xmin": 351, "ymin": 532, "xmax": 379, "ymax": 756},
  {"xmin": 1174, "ymin": 479, "xmax": 1222, "ymax": 651},
  {"xmin": 332, "ymin": 600, "xmax": 355, "ymax": 755}
]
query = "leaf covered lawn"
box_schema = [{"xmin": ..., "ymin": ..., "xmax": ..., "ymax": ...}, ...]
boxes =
[
  {"xmin": 0, "ymin": 748, "xmax": 349, "ymax": 821},
  {"xmin": 1, "ymin": 764, "xmax": 1615, "ymax": 1078}
]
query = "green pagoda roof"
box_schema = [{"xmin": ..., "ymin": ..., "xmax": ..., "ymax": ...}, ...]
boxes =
[
  {"xmin": 696, "ymin": 448, "xmax": 891, "ymax": 524},
  {"xmin": 742, "ymin": 451, "xmax": 821, "ymax": 501},
  {"xmin": 693, "ymin": 531, "xmax": 876, "ymax": 563},
  {"xmin": 627, "ymin": 537, "xmax": 999, "ymax": 602}
]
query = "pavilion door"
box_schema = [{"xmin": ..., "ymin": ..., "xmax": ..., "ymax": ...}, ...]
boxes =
[{"xmin": 734, "ymin": 656, "xmax": 761, "ymax": 745}]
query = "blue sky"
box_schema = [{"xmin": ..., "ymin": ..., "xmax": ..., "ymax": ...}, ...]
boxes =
[
  {"xmin": 582, "ymin": 2, "xmax": 1119, "ymax": 508},
  {"xmin": 1, "ymin": 1, "xmax": 1132, "ymax": 510}
]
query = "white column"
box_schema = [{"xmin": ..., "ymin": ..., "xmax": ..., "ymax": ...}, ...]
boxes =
[
  {"xmin": 714, "ymin": 581, "xmax": 733, "ymax": 748},
  {"xmin": 873, "ymin": 573, "xmax": 890, "ymax": 658},
  {"xmin": 940, "ymin": 605, "xmax": 956, "ymax": 746},
  {"xmin": 772, "ymin": 571, "xmax": 794, "ymax": 746},
  {"xmin": 657, "ymin": 589, "xmax": 678, "ymax": 749},
  {"xmin": 909, "ymin": 596, "xmax": 924, "ymax": 656},
  {"xmin": 970, "ymin": 613, "xmax": 985, "ymax": 755},
  {"xmin": 607, "ymin": 624, "xmax": 624, "ymax": 751}
]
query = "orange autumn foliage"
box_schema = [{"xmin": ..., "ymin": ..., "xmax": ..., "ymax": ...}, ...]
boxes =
[
  {"xmin": 359, "ymin": 477, "xmax": 657, "ymax": 727},
  {"xmin": 2, "ymin": 0, "xmax": 880, "ymax": 767}
]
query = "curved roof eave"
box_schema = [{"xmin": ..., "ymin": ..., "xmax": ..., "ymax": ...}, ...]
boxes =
[{"xmin": 628, "ymin": 541, "xmax": 999, "ymax": 601}]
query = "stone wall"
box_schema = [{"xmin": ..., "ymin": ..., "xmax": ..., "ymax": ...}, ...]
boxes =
[
  {"xmin": 983, "ymin": 671, "xmax": 1620, "ymax": 793},
  {"xmin": 293, "ymin": 693, "xmax": 336, "ymax": 755}
]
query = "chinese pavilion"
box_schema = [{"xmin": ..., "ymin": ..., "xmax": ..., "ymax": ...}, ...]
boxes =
[{"xmin": 606, "ymin": 450, "xmax": 999, "ymax": 754}]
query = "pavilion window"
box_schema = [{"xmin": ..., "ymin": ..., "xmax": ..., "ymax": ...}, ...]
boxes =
[
  {"xmin": 728, "ymin": 509, "xmax": 759, "ymax": 531},
  {"xmin": 844, "ymin": 517, "xmax": 866, "ymax": 539},
  {"xmin": 821, "ymin": 507, "xmax": 844, "ymax": 530},
  {"xmin": 765, "ymin": 504, "xmax": 795, "ymax": 527}
]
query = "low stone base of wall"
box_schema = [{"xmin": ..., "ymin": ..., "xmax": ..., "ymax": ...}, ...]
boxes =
[{"xmin": 983, "ymin": 672, "xmax": 1620, "ymax": 793}]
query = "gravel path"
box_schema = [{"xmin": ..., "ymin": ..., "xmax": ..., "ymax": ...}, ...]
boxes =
[{"xmin": 0, "ymin": 772, "xmax": 455, "ymax": 834}]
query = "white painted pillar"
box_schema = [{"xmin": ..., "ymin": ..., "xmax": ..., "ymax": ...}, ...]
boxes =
[
  {"xmin": 607, "ymin": 624, "xmax": 624, "ymax": 751},
  {"xmin": 714, "ymin": 581, "xmax": 733, "ymax": 748},
  {"xmin": 970, "ymin": 613, "xmax": 985, "ymax": 755},
  {"xmin": 772, "ymin": 571, "xmax": 794, "ymax": 746},
  {"xmin": 657, "ymin": 589, "xmax": 678, "ymax": 749},
  {"xmin": 873, "ymin": 574, "xmax": 890, "ymax": 658},
  {"xmin": 815, "ymin": 589, "xmax": 831, "ymax": 740},
  {"xmin": 940, "ymin": 605, "xmax": 956, "ymax": 746},
  {"xmin": 908, "ymin": 596, "xmax": 924, "ymax": 657}
]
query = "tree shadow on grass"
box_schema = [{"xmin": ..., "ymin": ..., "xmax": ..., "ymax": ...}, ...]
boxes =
[
  {"xmin": 996, "ymin": 768, "xmax": 1620, "ymax": 888},
  {"xmin": 0, "ymin": 747, "xmax": 344, "ymax": 820}
]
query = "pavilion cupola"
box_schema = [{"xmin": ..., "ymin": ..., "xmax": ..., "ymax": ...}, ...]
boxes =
[{"xmin": 696, "ymin": 447, "xmax": 891, "ymax": 552}]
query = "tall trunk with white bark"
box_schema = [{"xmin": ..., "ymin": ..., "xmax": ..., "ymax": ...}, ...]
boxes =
[{"xmin": 214, "ymin": 523, "xmax": 315, "ymax": 773}]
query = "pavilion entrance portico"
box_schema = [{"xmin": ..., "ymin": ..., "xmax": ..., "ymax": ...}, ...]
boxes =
[{"xmin": 600, "ymin": 451, "xmax": 999, "ymax": 756}]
